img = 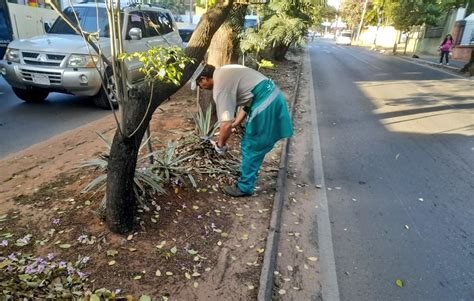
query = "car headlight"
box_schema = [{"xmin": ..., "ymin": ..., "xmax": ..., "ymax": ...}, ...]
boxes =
[
  {"xmin": 5, "ymin": 48, "xmax": 20, "ymax": 63},
  {"xmin": 67, "ymin": 54, "xmax": 99, "ymax": 68}
]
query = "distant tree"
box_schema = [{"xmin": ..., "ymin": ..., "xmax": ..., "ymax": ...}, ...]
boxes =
[
  {"xmin": 340, "ymin": 0, "xmax": 365, "ymax": 30},
  {"xmin": 151, "ymin": 0, "xmax": 187, "ymax": 15},
  {"xmin": 196, "ymin": 0, "xmax": 218, "ymax": 8},
  {"xmin": 260, "ymin": 0, "xmax": 321, "ymax": 60}
]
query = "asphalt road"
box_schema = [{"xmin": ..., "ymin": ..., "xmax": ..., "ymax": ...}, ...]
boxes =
[
  {"xmin": 0, "ymin": 77, "xmax": 109, "ymax": 158},
  {"xmin": 310, "ymin": 39, "xmax": 474, "ymax": 300}
]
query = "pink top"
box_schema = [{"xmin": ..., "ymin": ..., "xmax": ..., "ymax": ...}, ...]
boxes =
[{"xmin": 440, "ymin": 40, "xmax": 453, "ymax": 52}]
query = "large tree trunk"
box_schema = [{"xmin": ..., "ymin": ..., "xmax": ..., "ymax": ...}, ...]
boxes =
[
  {"xmin": 272, "ymin": 43, "xmax": 290, "ymax": 61},
  {"xmin": 201, "ymin": 4, "xmax": 247, "ymax": 124},
  {"xmin": 207, "ymin": 4, "xmax": 247, "ymax": 66},
  {"xmin": 460, "ymin": 49, "xmax": 474, "ymax": 76},
  {"xmin": 207, "ymin": 23, "xmax": 235, "ymax": 67},
  {"xmin": 106, "ymin": 0, "xmax": 235, "ymax": 234}
]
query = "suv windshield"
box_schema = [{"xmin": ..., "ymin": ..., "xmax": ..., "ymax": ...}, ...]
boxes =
[
  {"xmin": 49, "ymin": 7, "xmax": 109, "ymax": 37},
  {"xmin": 341, "ymin": 32, "xmax": 351, "ymax": 38}
]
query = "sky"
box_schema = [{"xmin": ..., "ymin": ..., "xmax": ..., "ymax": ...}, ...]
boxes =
[{"xmin": 327, "ymin": 0, "xmax": 341, "ymax": 9}]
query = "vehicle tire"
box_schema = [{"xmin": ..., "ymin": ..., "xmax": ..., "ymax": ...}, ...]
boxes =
[
  {"xmin": 93, "ymin": 70, "xmax": 118, "ymax": 109},
  {"xmin": 12, "ymin": 87, "xmax": 49, "ymax": 103}
]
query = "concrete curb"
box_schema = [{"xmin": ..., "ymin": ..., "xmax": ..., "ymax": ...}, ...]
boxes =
[
  {"xmin": 356, "ymin": 45, "xmax": 469, "ymax": 76},
  {"xmin": 399, "ymin": 56, "xmax": 465, "ymax": 72},
  {"xmin": 257, "ymin": 54, "xmax": 303, "ymax": 301}
]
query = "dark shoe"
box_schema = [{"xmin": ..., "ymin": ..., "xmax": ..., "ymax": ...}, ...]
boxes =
[{"xmin": 223, "ymin": 185, "xmax": 252, "ymax": 197}]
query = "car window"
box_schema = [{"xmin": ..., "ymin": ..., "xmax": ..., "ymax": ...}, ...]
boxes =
[
  {"xmin": 143, "ymin": 11, "xmax": 162, "ymax": 37},
  {"xmin": 0, "ymin": 9, "xmax": 11, "ymax": 40},
  {"xmin": 178, "ymin": 29, "xmax": 193, "ymax": 43},
  {"xmin": 341, "ymin": 32, "xmax": 351, "ymax": 38},
  {"xmin": 141, "ymin": 10, "xmax": 174, "ymax": 37},
  {"xmin": 49, "ymin": 7, "xmax": 109, "ymax": 37},
  {"xmin": 156, "ymin": 12, "xmax": 173, "ymax": 34},
  {"xmin": 127, "ymin": 11, "xmax": 147, "ymax": 39}
]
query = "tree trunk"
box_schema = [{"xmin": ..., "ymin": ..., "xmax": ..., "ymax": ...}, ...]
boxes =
[
  {"xmin": 207, "ymin": 4, "xmax": 247, "ymax": 66},
  {"xmin": 272, "ymin": 43, "xmax": 290, "ymax": 61},
  {"xmin": 105, "ymin": 0, "xmax": 235, "ymax": 234},
  {"xmin": 208, "ymin": 23, "xmax": 235, "ymax": 67},
  {"xmin": 403, "ymin": 32, "xmax": 410, "ymax": 55},
  {"xmin": 393, "ymin": 30, "xmax": 400, "ymax": 53},
  {"xmin": 202, "ymin": 4, "xmax": 247, "ymax": 124},
  {"xmin": 460, "ymin": 49, "xmax": 474, "ymax": 75}
]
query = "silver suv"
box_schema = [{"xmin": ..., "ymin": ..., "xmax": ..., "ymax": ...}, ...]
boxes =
[{"xmin": 0, "ymin": 3, "xmax": 182, "ymax": 108}]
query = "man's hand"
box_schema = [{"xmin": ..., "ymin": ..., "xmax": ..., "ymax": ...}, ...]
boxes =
[{"xmin": 211, "ymin": 140, "xmax": 228, "ymax": 154}]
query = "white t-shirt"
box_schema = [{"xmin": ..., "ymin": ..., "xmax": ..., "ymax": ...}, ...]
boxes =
[{"xmin": 213, "ymin": 65, "xmax": 267, "ymax": 122}]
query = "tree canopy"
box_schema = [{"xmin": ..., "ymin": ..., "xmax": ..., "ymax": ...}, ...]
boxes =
[{"xmin": 150, "ymin": 0, "xmax": 187, "ymax": 15}]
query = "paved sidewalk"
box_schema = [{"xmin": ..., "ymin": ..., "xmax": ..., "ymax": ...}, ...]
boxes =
[
  {"xmin": 359, "ymin": 43, "xmax": 469, "ymax": 74},
  {"xmin": 406, "ymin": 53, "xmax": 467, "ymax": 69}
]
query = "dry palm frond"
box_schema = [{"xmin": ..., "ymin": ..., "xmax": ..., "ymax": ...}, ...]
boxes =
[{"xmin": 79, "ymin": 133, "xmax": 166, "ymax": 219}]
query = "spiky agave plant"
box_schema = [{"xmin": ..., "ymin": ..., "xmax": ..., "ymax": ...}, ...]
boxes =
[
  {"xmin": 80, "ymin": 132, "xmax": 166, "ymax": 218},
  {"xmin": 192, "ymin": 103, "xmax": 218, "ymax": 141},
  {"xmin": 151, "ymin": 141, "xmax": 197, "ymax": 188}
]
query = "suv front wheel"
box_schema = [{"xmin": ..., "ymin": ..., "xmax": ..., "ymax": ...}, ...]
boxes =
[
  {"xmin": 13, "ymin": 87, "xmax": 49, "ymax": 103},
  {"xmin": 93, "ymin": 71, "xmax": 118, "ymax": 109}
]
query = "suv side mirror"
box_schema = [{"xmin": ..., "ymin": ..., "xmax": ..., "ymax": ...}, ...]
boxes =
[
  {"xmin": 44, "ymin": 22, "xmax": 51, "ymax": 33},
  {"xmin": 129, "ymin": 28, "xmax": 142, "ymax": 40}
]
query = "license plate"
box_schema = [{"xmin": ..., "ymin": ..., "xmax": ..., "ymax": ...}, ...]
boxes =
[{"xmin": 32, "ymin": 74, "xmax": 50, "ymax": 85}]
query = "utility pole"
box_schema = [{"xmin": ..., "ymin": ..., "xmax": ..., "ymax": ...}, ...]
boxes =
[{"xmin": 356, "ymin": 0, "xmax": 369, "ymax": 43}]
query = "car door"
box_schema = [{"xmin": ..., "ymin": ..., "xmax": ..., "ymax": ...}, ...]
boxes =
[{"xmin": 122, "ymin": 10, "xmax": 148, "ymax": 83}]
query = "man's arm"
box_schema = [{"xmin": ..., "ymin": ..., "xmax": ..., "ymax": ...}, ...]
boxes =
[
  {"xmin": 218, "ymin": 121, "xmax": 233, "ymax": 148},
  {"xmin": 232, "ymin": 109, "xmax": 247, "ymax": 128}
]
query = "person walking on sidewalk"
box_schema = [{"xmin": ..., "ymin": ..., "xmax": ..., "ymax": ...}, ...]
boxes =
[
  {"xmin": 439, "ymin": 34, "xmax": 454, "ymax": 65},
  {"xmin": 193, "ymin": 64, "xmax": 293, "ymax": 197}
]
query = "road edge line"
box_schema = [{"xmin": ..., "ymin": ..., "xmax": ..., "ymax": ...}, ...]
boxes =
[
  {"xmin": 307, "ymin": 45, "xmax": 341, "ymax": 301},
  {"xmin": 392, "ymin": 55, "xmax": 471, "ymax": 80}
]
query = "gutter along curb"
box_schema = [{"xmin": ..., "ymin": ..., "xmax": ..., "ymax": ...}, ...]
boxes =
[{"xmin": 257, "ymin": 53, "xmax": 303, "ymax": 301}]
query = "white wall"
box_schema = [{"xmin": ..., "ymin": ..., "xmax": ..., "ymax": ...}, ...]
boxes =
[
  {"xmin": 460, "ymin": 14, "xmax": 474, "ymax": 45},
  {"xmin": 359, "ymin": 26, "xmax": 398, "ymax": 48},
  {"xmin": 8, "ymin": 3, "xmax": 58, "ymax": 40}
]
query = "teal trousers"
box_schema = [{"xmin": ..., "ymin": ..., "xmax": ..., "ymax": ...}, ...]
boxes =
[{"xmin": 237, "ymin": 80, "xmax": 293, "ymax": 194}]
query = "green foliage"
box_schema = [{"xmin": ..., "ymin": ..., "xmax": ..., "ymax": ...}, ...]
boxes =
[
  {"xmin": 257, "ymin": 0, "xmax": 322, "ymax": 56},
  {"xmin": 196, "ymin": 0, "xmax": 218, "ymax": 8},
  {"xmin": 367, "ymin": 0, "xmax": 473, "ymax": 31},
  {"xmin": 192, "ymin": 104, "xmax": 218, "ymax": 140},
  {"xmin": 261, "ymin": 14, "xmax": 309, "ymax": 48},
  {"xmin": 119, "ymin": 46, "xmax": 194, "ymax": 86},
  {"xmin": 256, "ymin": 59, "xmax": 275, "ymax": 70},
  {"xmin": 149, "ymin": 0, "xmax": 187, "ymax": 15},
  {"xmin": 390, "ymin": 0, "xmax": 443, "ymax": 31},
  {"xmin": 340, "ymin": 0, "xmax": 365, "ymax": 30},
  {"xmin": 240, "ymin": 28, "xmax": 268, "ymax": 55}
]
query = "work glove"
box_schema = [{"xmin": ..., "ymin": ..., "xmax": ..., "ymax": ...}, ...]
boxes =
[{"xmin": 211, "ymin": 141, "xmax": 228, "ymax": 154}]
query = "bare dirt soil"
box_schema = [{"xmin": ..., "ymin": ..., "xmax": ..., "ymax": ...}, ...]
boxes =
[{"xmin": 0, "ymin": 53, "xmax": 301, "ymax": 300}]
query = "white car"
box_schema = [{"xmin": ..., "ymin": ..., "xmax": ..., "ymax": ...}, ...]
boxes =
[
  {"xmin": 336, "ymin": 31, "xmax": 352, "ymax": 45},
  {"xmin": 0, "ymin": 3, "xmax": 182, "ymax": 108}
]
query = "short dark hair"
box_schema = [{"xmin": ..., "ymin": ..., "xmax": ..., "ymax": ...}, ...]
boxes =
[{"xmin": 198, "ymin": 64, "xmax": 215, "ymax": 79}]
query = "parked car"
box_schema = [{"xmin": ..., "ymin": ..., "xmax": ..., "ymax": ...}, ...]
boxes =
[
  {"xmin": 177, "ymin": 23, "xmax": 196, "ymax": 48},
  {"xmin": 336, "ymin": 31, "xmax": 352, "ymax": 45},
  {"xmin": 0, "ymin": 3, "xmax": 182, "ymax": 109}
]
